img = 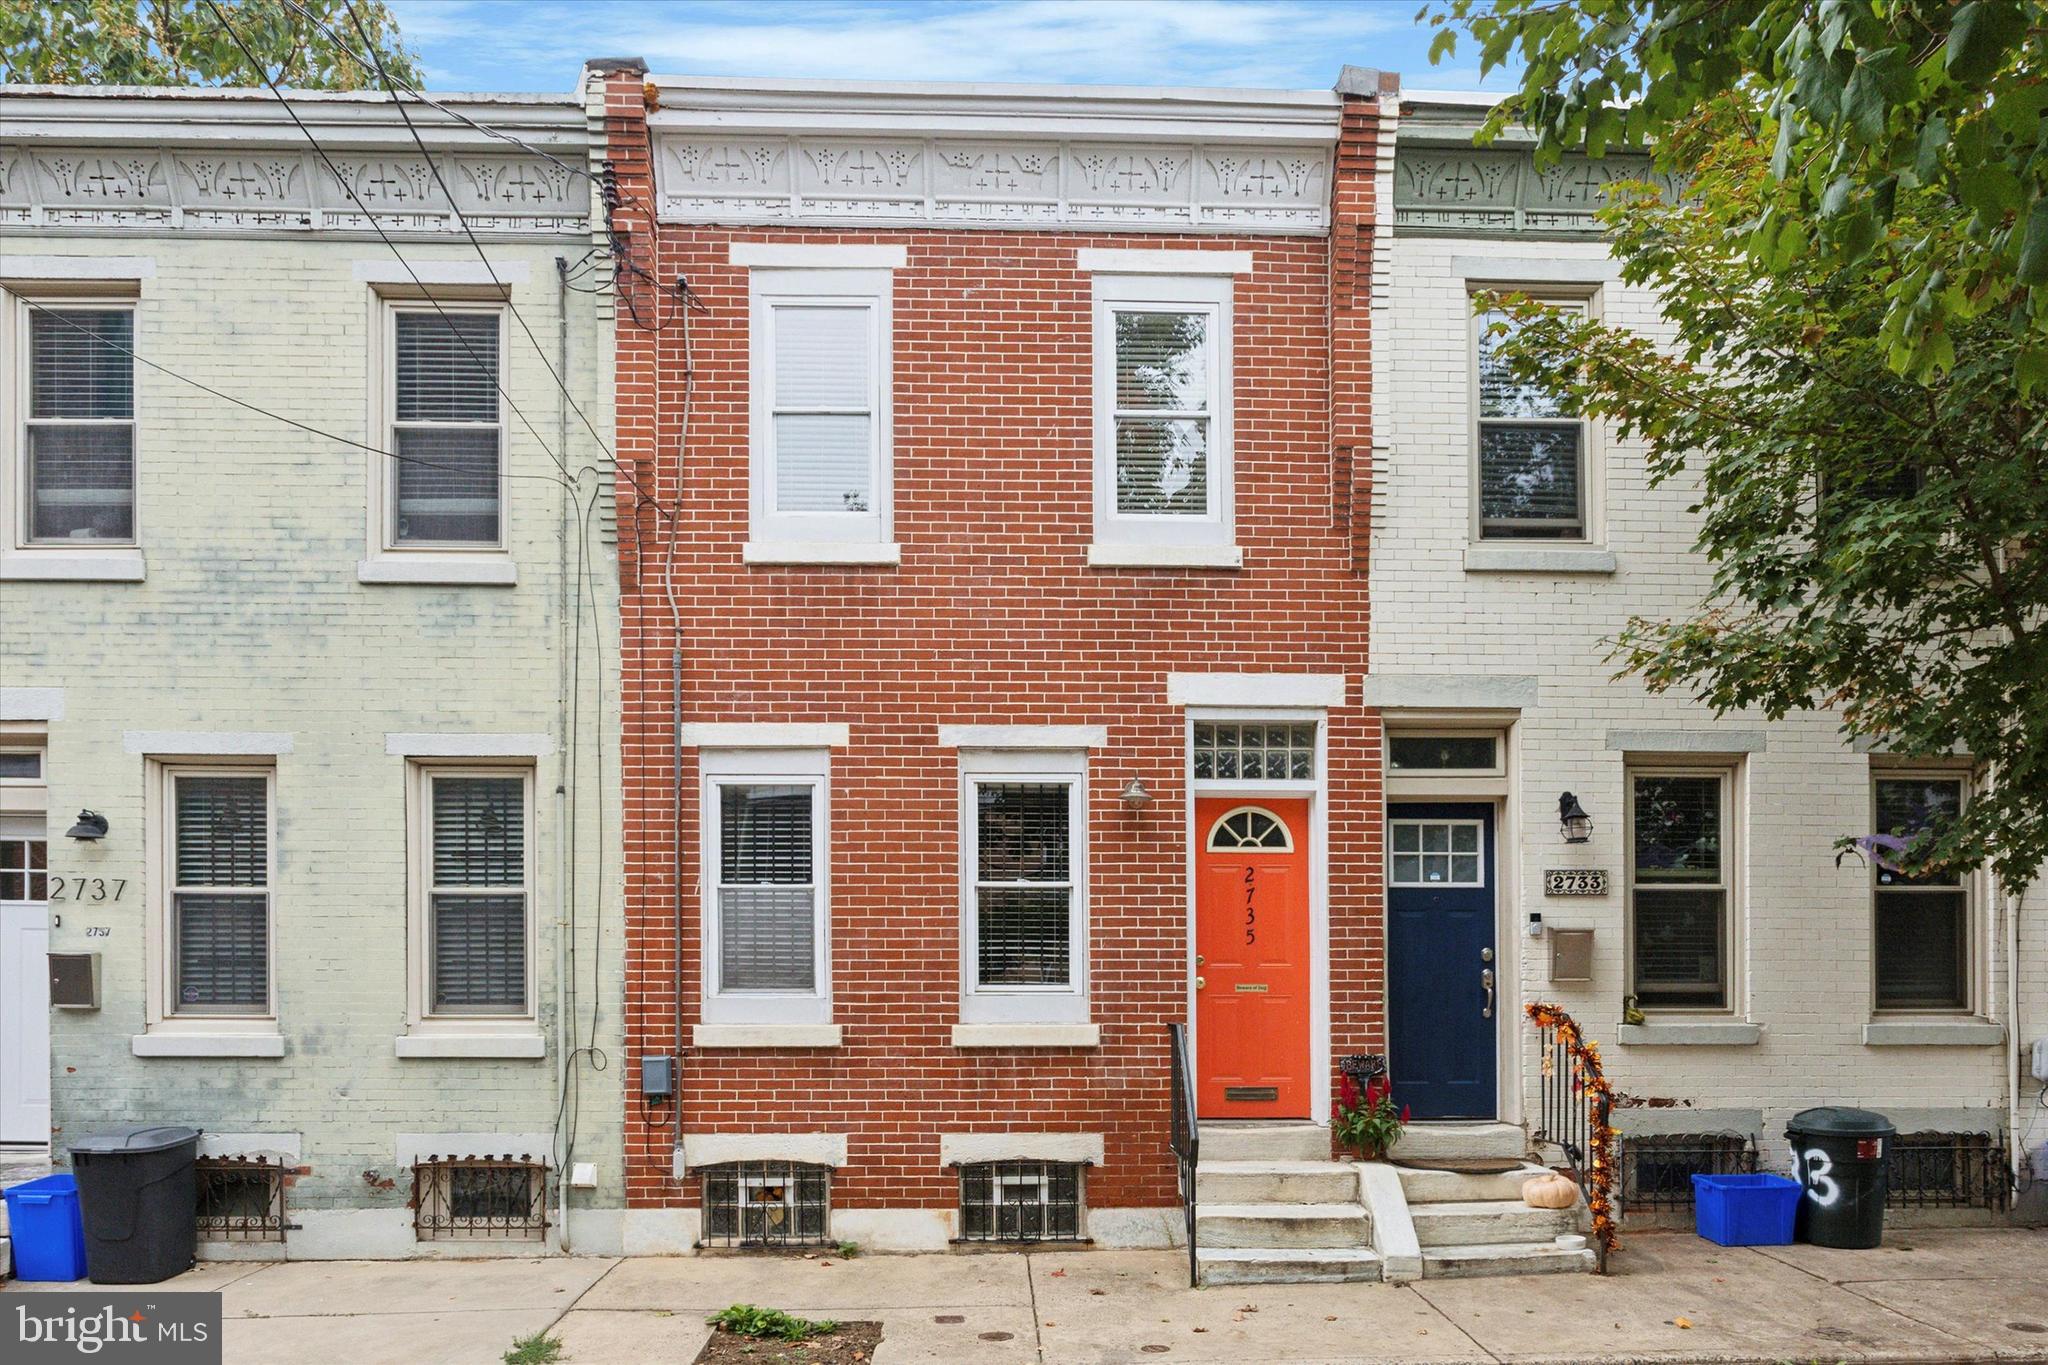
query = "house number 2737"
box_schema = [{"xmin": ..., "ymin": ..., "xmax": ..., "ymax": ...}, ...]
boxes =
[{"xmin": 49, "ymin": 877, "xmax": 127, "ymax": 902}]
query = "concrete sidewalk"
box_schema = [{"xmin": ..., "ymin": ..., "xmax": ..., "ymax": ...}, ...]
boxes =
[{"xmin": 5, "ymin": 1228, "xmax": 2045, "ymax": 1363}]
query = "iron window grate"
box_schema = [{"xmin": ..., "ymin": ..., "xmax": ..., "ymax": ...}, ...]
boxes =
[
  {"xmin": 1887, "ymin": 1132, "xmax": 2011, "ymax": 1211},
  {"xmin": 1619, "ymin": 1133, "xmax": 1756, "ymax": 1211},
  {"xmin": 412, "ymin": 1158, "xmax": 548, "ymax": 1241},
  {"xmin": 700, "ymin": 1161, "xmax": 831, "ymax": 1249},
  {"xmin": 957, "ymin": 1161, "xmax": 1083, "ymax": 1243},
  {"xmin": 195, "ymin": 1156, "xmax": 286, "ymax": 1242}
]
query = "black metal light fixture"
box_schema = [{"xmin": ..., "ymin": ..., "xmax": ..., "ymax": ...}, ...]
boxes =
[
  {"xmin": 1558, "ymin": 792, "xmax": 1592, "ymax": 844},
  {"xmin": 66, "ymin": 809, "xmax": 109, "ymax": 841}
]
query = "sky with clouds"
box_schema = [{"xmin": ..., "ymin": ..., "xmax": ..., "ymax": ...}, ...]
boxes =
[{"xmin": 386, "ymin": 0, "xmax": 1516, "ymax": 94}]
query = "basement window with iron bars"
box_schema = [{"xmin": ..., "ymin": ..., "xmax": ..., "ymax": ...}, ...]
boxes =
[
  {"xmin": 195, "ymin": 1156, "xmax": 287, "ymax": 1243},
  {"xmin": 957, "ymin": 1161, "xmax": 1084, "ymax": 1243},
  {"xmin": 1618, "ymin": 1133, "xmax": 1756, "ymax": 1211},
  {"xmin": 412, "ymin": 1158, "xmax": 548, "ymax": 1241},
  {"xmin": 699, "ymin": 1162, "xmax": 831, "ymax": 1249},
  {"xmin": 1887, "ymin": 1131, "xmax": 2010, "ymax": 1211}
]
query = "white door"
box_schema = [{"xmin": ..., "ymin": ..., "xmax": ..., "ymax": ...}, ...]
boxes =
[{"xmin": 0, "ymin": 825, "xmax": 50, "ymax": 1145}]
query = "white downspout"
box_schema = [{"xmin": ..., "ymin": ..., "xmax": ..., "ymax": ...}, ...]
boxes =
[{"xmin": 554, "ymin": 253, "xmax": 574, "ymax": 1254}]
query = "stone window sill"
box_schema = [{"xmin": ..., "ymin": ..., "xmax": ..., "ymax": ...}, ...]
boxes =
[
  {"xmin": 951, "ymin": 1023, "xmax": 1101, "ymax": 1049},
  {"xmin": 358, "ymin": 554, "xmax": 517, "ymax": 586},
  {"xmin": 1616, "ymin": 1020, "xmax": 1762, "ymax": 1046},
  {"xmin": 692, "ymin": 1023, "xmax": 843, "ymax": 1049},
  {"xmin": 132, "ymin": 1032, "xmax": 284, "ymax": 1058},
  {"xmin": 743, "ymin": 541, "xmax": 901, "ymax": 566},
  {"xmin": 1464, "ymin": 545, "xmax": 1617, "ymax": 575},
  {"xmin": 395, "ymin": 1033, "xmax": 545, "ymax": 1059},
  {"xmin": 1087, "ymin": 543, "xmax": 1243, "ymax": 569},
  {"xmin": 1862, "ymin": 1019, "xmax": 2005, "ymax": 1047},
  {"xmin": 2, "ymin": 548, "xmax": 145, "ymax": 582}
]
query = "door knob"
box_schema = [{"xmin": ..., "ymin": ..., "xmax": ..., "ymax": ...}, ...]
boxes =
[
  {"xmin": 1481, "ymin": 967, "xmax": 1495, "ymax": 1019},
  {"xmin": 1480, "ymin": 947, "xmax": 1494, "ymax": 963},
  {"xmin": 1194, "ymin": 976, "xmax": 1207, "ymax": 991},
  {"xmin": 1195, "ymin": 955, "xmax": 1205, "ymax": 966}
]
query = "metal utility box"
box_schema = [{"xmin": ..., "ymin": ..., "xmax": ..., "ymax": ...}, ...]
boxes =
[
  {"xmin": 49, "ymin": 951, "xmax": 101, "ymax": 1009},
  {"xmin": 1549, "ymin": 929, "xmax": 1594, "ymax": 983},
  {"xmin": 640, "ymin": 1054, "xmax": 675, "ymax": 1101}
]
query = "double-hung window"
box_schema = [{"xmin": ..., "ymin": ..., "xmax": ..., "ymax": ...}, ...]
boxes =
[
  {"xmin": 702, "ymin": 750, "xmax": 830, "ymax": 1024},
  {"xmin": 410, "ymin": 766, "xmax": 533, "ymax": 1025},
  {"xmin": 1090, "ymin": 273, "xmax": 1235, "ymax": 563},
  {"xmin": 960, "ymin": 751, "xmax": 1087, "ymax": 1024},
  {"xmin": 1626, "ymin": 766, "xmax": 1736, "ymax": 1011},
  {"xmin": 1871, "ymin": 773, "xmax": 1969, "ymax": 1012},
  {"xmin": 1474, "ymin": 301, "xmax": 1588, "ymax": 540},
  {"xmin": 384, "ymin": 304, "xmax": 505, "ymax": 549},
  {"xmin": 15, "ymin": 298, "xmax": 137, "ymax": 547},
  {"xmin": 163, "ymin": 767, "xmax": 274, "ymax": 1020},
  {"xmin": 746, "ymin": 266, "xmax": 893, "ymax": 559}
]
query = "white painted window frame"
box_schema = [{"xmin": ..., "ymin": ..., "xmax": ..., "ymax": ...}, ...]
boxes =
[
  {"xmin": 144, "ymin": 759, "xmax": 277, "ymax": 1035},
  {"xmin": 1623, "ymin": 759, "xmax": 1743, "ymax": 1016},
  {"xmin": 406, "ymin": 760, "xmax": 538, "ymax": 1035},
  {"xmin": 701, "ymin": 747, "xmax": 833, "ymax": 1026},
  {"xmin": 1468, "ymin": 289, "xmax": 1601, "ymax": 546},
  {"xmin": 363, "ymin": 294, "xmax": 513, "ymax": 579},
  {"xmin": 2, "ymin": 289, "xmax": 146, "ymax": 579},
  {"xmin": 1868, "ymin": 766, "xmax": 1976, "ymax": 1017},
  {"xmin": 1388, "ymin": 817, "xmax": 1487, "ymax": 888},
  {"xmin": 958, "ymin": 747, "xmax": 1089, "ymax": 1025},
  {"xmin": 746, "ymin": 267, "xmax": 894, "ymax": 557},
  {"xmin": 1385, "ymin": 728, "xmax": 1506, "ymax": 778},
  {"xmin": 1090, "ymin": 273, "xmax": 1235, "ymax": 557}
]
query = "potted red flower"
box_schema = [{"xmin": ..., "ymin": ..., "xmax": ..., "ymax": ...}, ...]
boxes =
[{"xmin": 1334, "ymin": 1070, "xmax": 1409, "ymax": 1160}]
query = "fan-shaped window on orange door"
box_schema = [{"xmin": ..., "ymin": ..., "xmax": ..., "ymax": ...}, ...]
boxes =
[{"xmin": 1206, "ymin": 806, "xmax": 1292, "ymax": 851}]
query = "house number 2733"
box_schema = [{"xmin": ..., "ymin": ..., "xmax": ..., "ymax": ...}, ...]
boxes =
[{"xmin": 49, "ymin": 877, "xmax": 127, "ymax": 902}]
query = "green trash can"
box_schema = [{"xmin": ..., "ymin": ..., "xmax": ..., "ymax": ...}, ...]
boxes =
[
  {"xmin": 69, "ymin": 1124, "xmax": 201, "ymax": 1283},
  {"xmin": 1786, "ymin": 1107, "xmax": 1894, "ymax": 1249}
]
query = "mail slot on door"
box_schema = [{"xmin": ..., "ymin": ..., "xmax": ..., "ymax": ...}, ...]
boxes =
[{"xmin": 1549, "ymin": 929, "xmax": 1593, "ymax": 983}]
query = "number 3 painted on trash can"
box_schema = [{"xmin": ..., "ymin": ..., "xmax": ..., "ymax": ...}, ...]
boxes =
[{"xmin": 1800, "ymin": 1148, "xmax": 1840, "ymax": 1207}]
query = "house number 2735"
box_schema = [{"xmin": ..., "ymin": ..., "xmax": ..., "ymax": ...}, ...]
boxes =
[{"xmin": 49, "ymin": 877, "xmax": 127, "ymax": 902}]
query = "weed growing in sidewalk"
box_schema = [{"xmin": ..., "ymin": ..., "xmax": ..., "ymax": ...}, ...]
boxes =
[
  {"xmin": 707, "ymin": 1305, "xmax": 838, "ymax": 1340},
  {"xmin": 503, "ymin": 1330, "xmax": 564, "ymax": 1365}
]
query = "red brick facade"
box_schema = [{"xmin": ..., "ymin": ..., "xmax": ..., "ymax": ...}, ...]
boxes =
[{"xmin": 602, "ymin": 68, "xmax": 1389, "ymax": 1229}]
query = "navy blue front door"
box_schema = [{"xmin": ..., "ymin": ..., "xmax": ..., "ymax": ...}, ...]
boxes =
[{"xmin": 1387, "ymin": 802, "xmax": 1498, "ymax": 1120}]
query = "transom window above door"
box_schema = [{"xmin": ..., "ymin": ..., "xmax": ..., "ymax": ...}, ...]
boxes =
[
  {"xmin": 1207, "ymin": 806, "xmax": 1292, "ymax": 851},
  {"xmin": 1390, "ymin": 820, "xmax": 1483, "ymax": 887},
  {"xmin": 1193, "ymin": 722, "xmax": 1315, "ymax": 781}
]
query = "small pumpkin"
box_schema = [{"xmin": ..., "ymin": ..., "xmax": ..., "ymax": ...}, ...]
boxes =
[{"xmin": 1521, "ymin": 1172, "xmax": 1580, "ymax": 1209}]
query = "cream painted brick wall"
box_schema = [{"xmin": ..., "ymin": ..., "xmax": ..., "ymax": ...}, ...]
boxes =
[
  {"xmin": 1373, "ymin": 231, "xmax": 2046, "ymax": 1174},
  {"xmin": 0, "ymin": 234, "xmax": 624, "ymax": 1229}
]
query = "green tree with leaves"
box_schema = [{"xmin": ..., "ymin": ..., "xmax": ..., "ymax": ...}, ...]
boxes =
[
  {"xmin": 1481, "ymin": 102, "xmax": 2046, "ymax": 888},
  {"xmin": 2, "ymin": 0, "xmax": 419, "ymax": 89},
  {"xmin": 1424, "ymin": 1, "xmax": 2048, "ymax": 387}
]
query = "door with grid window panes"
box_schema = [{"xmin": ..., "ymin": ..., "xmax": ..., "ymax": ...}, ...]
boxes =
[
  {"xmin": 428, "ymin": 774, "xmax": 529, "ymax": 1015},
  {"xmin": 169, "ymin": 772, "xmax": 271, "ymax": 1016},
  {"xmin": 1871, "ymin": 776, "xmax": 1968, "ymax": 1010},
  {"xmin": 1627, "ymin": 771, "xmax": 1731, "ymax": 1010},
  {"xmin": 0, "ymin": 813, "xmax": 50, "ymax": 1142}
]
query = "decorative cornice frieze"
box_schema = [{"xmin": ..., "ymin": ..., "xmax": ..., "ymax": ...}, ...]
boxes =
[
  {"xmin": 1393, "ymin": 145, "xmax": 1682, "ymax": 238},
  {"xmin": 652, "ymin": 133, "xmax": 1331, "ymax": 232}
]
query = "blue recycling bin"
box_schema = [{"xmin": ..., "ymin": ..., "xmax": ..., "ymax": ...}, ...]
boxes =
[
  {"xmin": 4, "ymin": 1173, "xmax": 90, "ymax": 1281},
  {"xmin": 1691, "ymin": 1172, "xmax": 1801, "ymax": 1246}
]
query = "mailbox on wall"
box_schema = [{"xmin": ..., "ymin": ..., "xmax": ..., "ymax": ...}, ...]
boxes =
[
  {"xmin": 49, "ymin": 952, "xmax": 101, "ymax": 1009},
  {"xmin": 1549, "ymin": 929, "xmax": 1593, "ymax": 984}
]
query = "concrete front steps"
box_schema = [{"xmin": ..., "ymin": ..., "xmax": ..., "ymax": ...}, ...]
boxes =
[
  {"xmin": 1194, "ymin": 1123, "xmax": 1380, "ymax": 1286},
  {"xmin": 1395, "ymin": 1147, "xmax": 1595, "ymax": 1278}
]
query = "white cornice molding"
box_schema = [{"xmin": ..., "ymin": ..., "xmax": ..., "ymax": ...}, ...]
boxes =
[{"xmin": 0, "ymin": 88, "xmax": 585, "ymax": 150}]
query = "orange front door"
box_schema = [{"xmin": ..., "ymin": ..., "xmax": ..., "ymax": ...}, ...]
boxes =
[{"xmin": 1194, "ymin": 798, "xmax": 1312, "ymax": 1119}]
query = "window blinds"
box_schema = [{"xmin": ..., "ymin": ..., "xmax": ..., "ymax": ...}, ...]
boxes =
[
  {"xmin": 392, "ymin": 311, "xmax": 501, "ymax": 545},
  {"xmin": 172, "ymin": 775, "xmax": 269, "ymax": 1014},
  {"xmin": 1476, "ymin": 309, "xmax": 1583, "ymax": 538},
  {"xmin": 770, "ymin": 304, "xmax": 874, "ymax": 515},
  {"xmin": 975, "ymin": 782, "xmax": 1072, "ymax": 988},
  {"xmin": 431, "ymin": 775, "xmax": 526, "ymax": 1013},
  {"xmin": 26, "ymin": 309, "xmax": 135, "ymax": 542},
  {"xmin": 718, "ymin": 784, "xmax": 816, "ymax": 992},
  {"xmin": 1113, "ymin": 310, "xmax": 1211, "ymax": 517},
  {"xmin": 1629, "ymin": 774, "xmax": 1727, "ymax": 1008},
  {"xmin": 1873, "ymin": 778, "xmax": 1967, "ymax": 1009}
]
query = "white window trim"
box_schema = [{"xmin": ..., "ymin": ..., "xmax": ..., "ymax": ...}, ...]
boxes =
[
  {"xmin": 362, "ymin": 295, "xmax": 514, "ymax": 583},
  {"xmin": 1868, "ymin": 766, "xmax": 1978, "ymax": 1018},
  {"xmin": 143, "ymin": 759, "xmax": 278, "ymax": 1036},
  {"xmin": 959, "ymin": 748, "xmax": 1089, "ymax": 1025},
  {"xmin": 1385, "ymin": 729, "xmax": 1507, "ymax": 778},
  {"xmin": 701, "ymin": 747, "xmax": 832, "ymax": 1026},
  {"xmin": 746, "ymin": 267, "xmax": 894, "ymax": 559},
  {"xmin": 1623, "ymin": 760, "xmax": 1743, "ymax": 1017},
  {"xmin": 405, "ymin": 760, "xmax": 538, "ymax": 1036},
  {"xmin": 2, "ymin": 289, "xmax": 146, "ymax": 581},
  {"xmin": 1469, "ymin": 289, "xmax": 1602, "ymax": 548},
  {"xmin": 1090, "ymin": 273, "xmax": 1236, "ymax": 559}
]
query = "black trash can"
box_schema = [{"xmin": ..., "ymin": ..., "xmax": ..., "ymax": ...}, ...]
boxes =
[
  {"xmin": 69, "ymin": 1124, "xmax": 201, "ymax": 1283},
  {"xmin": 1785, "ymin": 1107, "xmax": 1894, "ymax": 1249}
]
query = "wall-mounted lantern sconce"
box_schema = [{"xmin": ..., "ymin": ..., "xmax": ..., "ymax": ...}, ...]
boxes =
[
  {"xmin": 1557, "ymin": 792, "xmax": 1592, "ymax": 844},
  {"xmin": 1120, "ymin": 778, "xmax": 1153, "ymax": 809},
  {"xmin": 66, "ymin": 810, "xmax": 109, "ymax": 841}
]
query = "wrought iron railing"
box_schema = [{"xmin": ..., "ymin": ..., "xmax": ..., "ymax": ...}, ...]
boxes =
[
  {"xmin": 1167, "ymin": 1021, "xmax": 1199, "ymax": 1287},
  {"xmin": 1527, "ymin": 1002, "xmax": 1616, "ymax": 1271},
  {"xmin": 1888, "ymin": 1131, "xmax": 2012, "ymax": 1211},
  {"xmin": 195, "ymin": 1155, "xmax": 287, "ymax": 1242},
  {"xmin": 412, "ymin": 1159, "xmax": 549, "ymax": 1241}
]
